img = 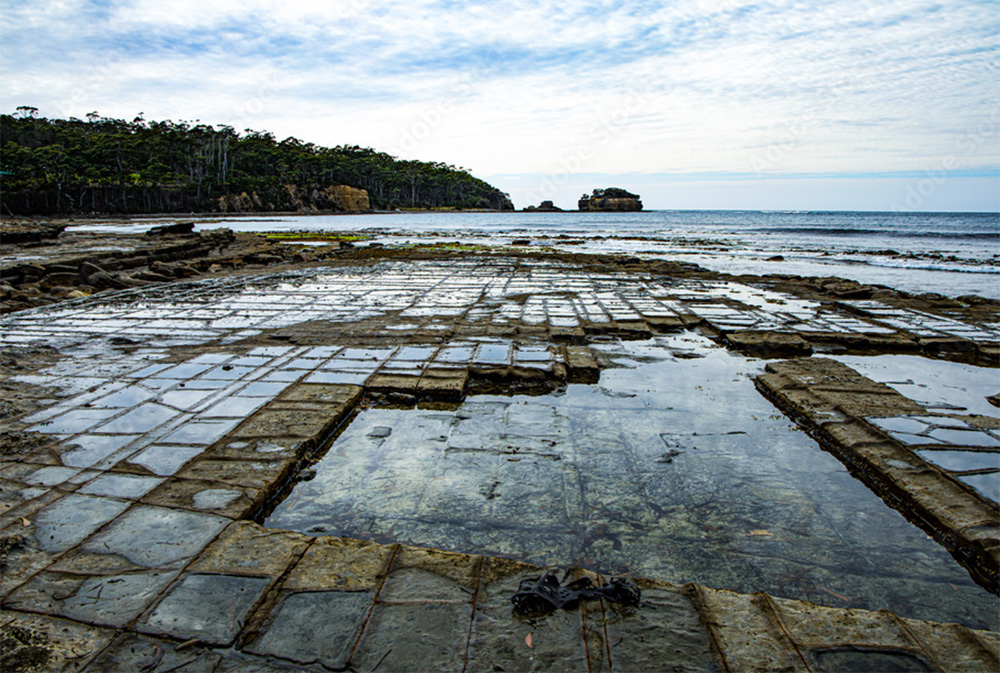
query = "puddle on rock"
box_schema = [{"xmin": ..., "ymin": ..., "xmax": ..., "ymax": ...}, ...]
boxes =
[
  {"xmin": 834, "ymin": 354, "xmax": 1000, "ymax": 418},
  {"xmin": 266, "ymin": 334, "xmax": 998, "ymax": 629},
  {"xmin": 840, "ymin": 354, "xmax": 1000, "ymax": 504}
]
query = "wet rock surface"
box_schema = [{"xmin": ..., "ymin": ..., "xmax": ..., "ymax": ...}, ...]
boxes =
[
  {"xmin": 756, "ymin": 356, "xmax": 1000, "ymax": 593},
  {"xmin": 0, "ymin": 233, "xmax": 998, "ymax": 670},
  {"xmin": 0, "ymin": 225, "xmax": 364, "ymax": 314}
]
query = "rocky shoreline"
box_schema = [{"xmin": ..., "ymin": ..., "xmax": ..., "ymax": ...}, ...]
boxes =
[{"xmin": 1, "ymin": 217, "xmax": 998, "ymax": 671}]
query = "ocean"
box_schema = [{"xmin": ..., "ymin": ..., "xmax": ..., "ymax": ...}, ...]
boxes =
[{"xmin": 70, "ymin": 210, "xmax": 1000, "ymax": 299}]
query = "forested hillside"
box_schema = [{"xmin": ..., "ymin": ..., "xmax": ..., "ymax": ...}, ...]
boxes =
[{"xmin": 0, "ymin": 110, "xmax": 513, "ymax": 215}]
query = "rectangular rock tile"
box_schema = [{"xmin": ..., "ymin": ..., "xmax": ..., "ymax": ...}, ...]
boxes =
[
  {"xmin": 26, "ymin": 493, "xmax": 131, "ymax": 553},
  {"xmin": 352, "ymin": 601, "xmax": 472, "ymax": 672},
  {"xmin": 693, "ymin": 586, "xmax": 808, "ymax": 673},
  {"xmin": 230, "ymin": 408, "xmax": 342, "ymax": 442},
  {"xmin": 260, "ymin": 370, "xmax": 304, "ymax": 383},
  {"xmin": 971, "ymin": 630, "xmax": 1000, "ymax": 663},
  {"xmin": 18, "ymin": 465, "xmax": 80, "ymax": 487},
  {"xmin": 436, "ymin": 346, "xmax": 475, "ymax": 363},
  {"xmin": 928, "ymin": 427, "xmax": 1000, "ymax": 448},
  {"xmin": 515, "ymin": 346, "xmax": 553, "ymax": 362},
  {"xmin": 334, "ymin": 347, "xmax": 395, "ymax": 361},
  {"xmin": 282, "ymin": 536, "xmax": 394, "ymax": 592},
  {"xmin": 605, "ymin": 581, "xmax": 719, "ymax": 673},
  {"xmin": 417, "ymin": 370, "xmax": 468, "ymax": 401},
  {"xmin": 5, "ymin": 569, "xmax": 178, "ymax": 627},
  {"xmin": 237, "ymin": 381, "xmax": 292, "ymax": 398},
  {"xmin": 304, "ymin": 371, "xmax": 369, "ymax": 385},
  {"xmin": 81, "ymin": 632, "xmax": 222, "ymax": 672},
  {"xmin": 868, "ymin": 416, "xmax": 931, "ymax": 435},
  {"xmin": 394, "ymin": 346, "xmax": 438, "ymax": 361},
  {"xmin": 201, "ymin": 396, "xmax": 270, "ymax": 419},
  {"xmin": 320, "ymin": 358, "xmax": 380, "ymax": 373},
  {"xmin": 367, "ymin": 373, "xmax": 420, "ymax": 393},
  {"xmin": 908, "ymin": 415, "xmax": 975, "ymax": 429},
  {"xmin": 90, "ymin": 386, "xmax": 158, "ymax": 408},
  {"xmin": 140, "ymin": 478, "xmax": 261, "ymax": 518},
  {"xmin": 283, "ymin": 357, "xmax": 326, "ymax": 370},
  {"xmin": 889, "ymin": 431, "xmax": 943, "ymax": 446},
  {"xmin": 957, "ymin": 472, "xmax": 1000, "ymax": 502},
  {"xmin": 31, "ymin": 408, "xmax": 120, "ymax": 435},
  {"xmin": 180, "ymin": 378, "xmax": 238, "ymax": 390},
  {"xmin": 71, "ymin": 505, "xmax": 228, "ymax": 570},
  {"xmin": 815, "ymin": 390, "xmax": 925, "ymax": 418},
  {"xmin": 138, "ymin": 572, "xmax": 270, "ymax": 646},
  {"xmin": 157, "ymin": 362, "xmax": 216, "ymax": 379},
  {"xmin": 466, "ymin": 557, "xmax": 588, "ymax": 673},
  {"xmin": 201, "ymin": 365, "xmax": 258, "ymax": 380},
  {"xmin": 128, "ymin": 362, "xmax": 173, "ymax": 378},
  {"xmin": 468, "ymin": 597, "xmax": 585, "ymax": 673},
  {"xmin": 191, "ymin": 352, "xmax": 241, "ymax": 364},
  {"xmin": 77, "ymin": 473, "xmax": 164, "ymax": 499},
  {"xmin": 243, "ymin": 590, "xmax": 373, "ymax": 669},
  {"xmin": 202, "ymin": 436, "xmax": 307, "ymax": 462},
  {"xmin": 380, "ymin": 546, "xmax": 479, "ymax": 603},
  {"xmin": 901, "ymin": 619, "xmax": 1000, "ymax": 673},
  {"xmin": 159, "ymin": 388, "xmax": 218, "ymax": 410},
  {"xmin": 122, "ymin": 443, "xmax": 206, "ymax": 476},
  {"xmin": 187, "ymin": 521, "xmax": 309, "ymax": 577},
  {"xmin": 158, "ymin": 418, "xmax": 242, "ymax": 445},
  {"xmin": 136, "ymin": 377, "xmax": 178, "ymax": 392},
  {"xmin": 916, "ymin": 450, "xmax": 1000, "ymax": 473},
  {"xmin": 93, "ymin": 403, "xmax": 180, "ymax": 434},
  {"xmin": 58, "ymin": 434, "xmax": 141, "ymax": 469},
  {"xmin": 248, "ymin": 347, "xmax": 295, "ymax": 357},
  {"xmin": 174, "ymin": 457, "xmax": 292, "ymax": 491},
  {"xmin": 770, "ymin": 595, "xmax": 916, "ymax": 649}
]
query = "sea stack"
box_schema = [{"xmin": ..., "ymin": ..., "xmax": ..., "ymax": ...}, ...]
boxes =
[
  {"xmin": 522, "ymin": 200, "xmax": 563, "ymax": 212},
  {"xmin": 578, "ymin": 188, "xmax": 643, "ymax": 211}
]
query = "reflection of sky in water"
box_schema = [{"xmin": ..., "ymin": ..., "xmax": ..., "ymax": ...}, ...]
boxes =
[
  {"xmin": 834, "ymin": 355, "xmax": 1000, "ymax": 418},
  {"xmin": 267, "ymin": 335, "xmax": 997, "ymax": 629},
  {"xmin": 957, "ymin": 472, "xmax": 1000, "ymax": 502}
]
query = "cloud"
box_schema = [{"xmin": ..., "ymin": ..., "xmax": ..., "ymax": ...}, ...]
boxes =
[{"xmin": 1, "ymin": 0, "xmax": 997, "ymax": 208}]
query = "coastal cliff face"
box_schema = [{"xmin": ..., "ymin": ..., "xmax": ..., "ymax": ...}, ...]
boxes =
[
  {"xmin": 217, "ymin": 184, "xmax": 371, "ymax": 213},
  {"xmin": 311, "ymin": 185, "xmax": 371, "ymax": 212},
  {"xmin": 578, "ymin": 188, "xmax": 643, "ymax": 211},
  {"xmin": 487, "ymin": 193, "xmax": 515, "ymax": 211}
]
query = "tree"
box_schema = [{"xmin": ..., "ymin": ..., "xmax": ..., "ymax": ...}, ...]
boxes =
[{"xmin": 0, "ymin": 111, "xmax": 514, "ymax": 215}]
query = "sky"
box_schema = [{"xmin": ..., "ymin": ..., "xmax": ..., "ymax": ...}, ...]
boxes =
[{"xmin": 1, "ymin": 0, "xmax": 998, "ymax": 211}]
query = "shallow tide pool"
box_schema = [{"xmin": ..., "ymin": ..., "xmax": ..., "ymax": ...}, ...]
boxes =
[{"xmin": 266, "ymin": 334, "xmax": 998, "ymax": 629}]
